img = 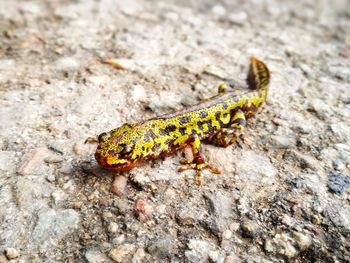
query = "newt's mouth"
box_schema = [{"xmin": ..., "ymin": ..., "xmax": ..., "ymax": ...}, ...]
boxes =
[{"xmin": 95, "ymin": 152, "xmax": 140, "ymax": 172}]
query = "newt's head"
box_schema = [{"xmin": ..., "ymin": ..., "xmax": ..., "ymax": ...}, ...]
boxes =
[{"xmin": 95, "ymin": 123, "xmax": 142, "ymax": 171}]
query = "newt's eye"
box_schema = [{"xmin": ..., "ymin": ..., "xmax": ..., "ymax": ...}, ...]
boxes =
[
  {"xmin": 98, "ymin": 132, "xmax": 108, "ymax": 143},
  {"xmin": 121, "ymin": 145, "xmax": 132, "ymax": 154}
]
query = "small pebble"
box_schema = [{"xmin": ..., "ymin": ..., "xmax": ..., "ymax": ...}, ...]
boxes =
[
  {"xmin": 5, "ymin": 248, "xmax": 19, "ymax": 259},
  {"xmin": 54, "ymin": 57, "xmax": 80, "ymax": 72},
  {"xmin": 330, "ymin": 123, "xmax": 350, "ymax": 143},
  {"xmin": 311, "ymin": 214, "xmax": 321, "ymax": 225},
  {"xmin": 104, "ymin": 59, "xmax": 128, "ymax": 70},
  {"xmin": 264, "ymin": 233, "xmax": 297, "ymax": 258},
  {"xmin": 51, "ymin": 189, "xmax": 66, "ymax": 205},
  {"xmin": 185, "ymin": 239, "xmax": 216, "ymax": 263},
  {"xmin": 59, "ymin": 163, "xmax": 74, "ymax": 174},
  {"xmin": 298, "ymin": 63, "xmax": 313, "ymax": 77},
  {"xmin": 63, "ymin": 180, "xmax": 76, "ymax": 192},
  {"xmin": 222, "ymin": 229, "xmax": 233, "ymax": 240},
  {"xmin": 164, "ymin": 12, "xmax": 179, "ymax": 21},
  {"xmin": 0, "ymin": 59, "xmax": 14, "ymax": 71},
  {"xmin": 228, "ymin": 11, "xmax": 248, "ymax": 25},
  {"xmin": 85, "ymin": 249, "xmax": 107, "ymax": 263},
  {"xmin": 155, "ymin": 204, "xmax": 167, "ymax": 216},
  {"xmin": 72, "ymin": 142, "xmax": 92, "ymax": 156},
  {"xmin": 134, "ymin": 199, "xmax": 153, "ymax": 222},
  {"xmin": 229, "ymin": 222, "xmax": 240, "ymax": 232},
  {"xmin": 327, "ymin": 170, "xmax": 350, "ymax": 195},
  {"xmin": 17, "ymin": 148, "xmax": 48, "ymax": 175},
  {"xmin": 293, "ymin": 231, "xmax": 312, "ymax": 251},
  {"xmin": 290, "ymin": 177, "xmax": 304, "ymax": 189},
  {"xmin": 0, "ymin": 255, "xmax": 8, "ymax": 263},
  {"xmin": 114, "ymin": 199, "xmax": 130, "ymax": 216},
  {"xmin": 113, "ymin": 234, "xmax": 126, "ymax": 245},
  {"xmin": 46, "ymin": 173, "xmax": 56, "ymax": 182},
  {"xmin": 225, "ymin": 253, "xmax": 242, "ymax": 263},
  {"xmin": 333, "ymin": 159, "xmax": 345, "ymax": 171},
  {"xmin": 241, "ymin": 220, "xmax": 259, "ymax": 238},
  {"xmin": 270, "ymin": 135, "xmax": 296, "ymax": 149},
  {"xmin": 131, "ymin": 85, "xmax": 147, "ymax": 103},
  {"xmin": 281, "ymin": 215, "xmax": 294, "ymax": 227},
  {"xmin": 308, "ymin": 99, "xmax": 332, "ymax": 121},
  {"xmin": 109, "ymin": 244, "xmax": 135, "ymax": 263},
  {"xmin": 44, "ymin": 155, "xmax": 64, "ymax": 163},
  {"xmin": 147, "ymin": 237, "xmax": 173, "ymax": 258},
  {"xmin": 47, "ymin": 143, "xmax": 64, "ymax": 154},
  {"xmin": 211, "ymin": 5, "xmax": 226, "ymax": 16},
  {"xmin": 163, "ymin": 188, "xmax": 176, "ymax": 204},
  {"xmin": 208, "ymin": 250, "xmax": 221, "ymax": 262},
  {"xmin": 131, "ymin": 248, "xmax": 146, "ymax": 263},
  {"xmin": 204, "ymin": 192, "xmax": 232, "ymax": 219},
  {"xmin": 102, "ymin": 211, "xmax": 113, "ymax": 220},
  {"xmin": 130, "ymin": 173, "xmax": 151, "ymax": 187},
  {"xmin": 111, "ymin": 175, "xmax": 128, "ymax": 196},
  {"xmin": 20, "ymin": 2, "xmax": 41, "ymax": 14},
  {"xmin": 108, "ymin": 222, "xmax": 119, "ymax": 233}
]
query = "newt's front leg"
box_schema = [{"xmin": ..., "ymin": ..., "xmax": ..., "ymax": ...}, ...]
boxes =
[
  {"xmin": 85, "ymin": 136, "xmax": 99, "ymax": 144},
  {"xmin": 178, "ymin": 134, "xmax": 220, "ymax": 185}
]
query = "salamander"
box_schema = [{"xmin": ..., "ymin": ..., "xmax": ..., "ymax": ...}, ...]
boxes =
[{"xmin": 94, "ymin": 57, "xmax": 270, "ymax": 185}]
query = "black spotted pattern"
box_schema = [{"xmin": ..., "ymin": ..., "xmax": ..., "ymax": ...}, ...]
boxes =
[
  {"xmin": 179, "ymin": 127, "xmax": 187, "ymax": 135},
  {"xmin": 165, "ymin": 124, "xmax": 177, "ymax": 133},
  {"xmin": 199, "ymin": 111, "xmax": 208, "ymax": 118},
  {"xmin": 179, "ymin": 116, "xmax": 191, "ymax": 124}
]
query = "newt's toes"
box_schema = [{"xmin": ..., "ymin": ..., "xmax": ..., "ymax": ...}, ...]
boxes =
[
  {"xmin": 85, "ymin": 136, "xmax": 98, "ymax": 144},
  {"xmin": 178, "ymin": 160, "xmax": 221, "ymax": 186},
  {"xmin": 178, "ymin": 165, "xmax": 190, "ymax": 172},
  {"xmin": 179, "ymin": 159, "xmax": 191, "ymax": 165}
]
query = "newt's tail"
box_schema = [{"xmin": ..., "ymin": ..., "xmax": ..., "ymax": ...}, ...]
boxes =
[{"xmin": 247, "ymin": 57, "xmax": 270, "ymax": 90}]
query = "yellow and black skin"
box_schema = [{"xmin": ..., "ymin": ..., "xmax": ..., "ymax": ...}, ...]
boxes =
[{"xmin": 95, "ymin": 57, "xmax": 270, "ymax": 185}]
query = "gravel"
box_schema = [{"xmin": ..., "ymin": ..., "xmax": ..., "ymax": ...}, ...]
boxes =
[
  {"xmin": 0, "ymin": 0, "xmax": 349, "ymax": 262},
  {"xmin": 85, "ymin": 248, "xmax": 107, "ymax": 263},
  {"xmin": 327, "ymin": 170, "xmax": 350, "ymax": 195},
  {"xmin": 111, "ymin": 175, "xmax": 128, "ymax": 196},
  {"xmin": 147, "ymin": 237, "xmax": 174, "ymax": 258},
  {"xmin": 241, "ymin": 220, "xmax": 259, "ymax": 238},
  {"xmin": 4, "ymin": 248, "xmax": 19, "ymax": 260},
  {"xmin": 109, "ymin": 244, "xmax": 136, "ymax": 263},
  {"xmin": 185, "ymin": 239, "xmax": 218, "ymax": 263},
  {"xmin": 30, "ymin": 208, "xmax": 80, "ymax": 252}
]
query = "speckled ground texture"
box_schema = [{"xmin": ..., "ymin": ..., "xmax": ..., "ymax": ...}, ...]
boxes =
[{"xmin": 1, "ymin": 0, "xmax": 350, "ymax": 262}]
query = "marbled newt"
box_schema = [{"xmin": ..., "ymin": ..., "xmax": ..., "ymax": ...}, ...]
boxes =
[{"xmin": 94, "ymin": 57, "xmax": 270, "ymax": 185}]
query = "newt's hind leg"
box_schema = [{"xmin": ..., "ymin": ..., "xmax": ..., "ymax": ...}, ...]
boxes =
[
  {"xmin": 178, "ymin": 134, "xmax": 220, "ymax": 185},
  {"xmin": 210, "ymin": 109, "xmax": 246, "ymax": 147},
  {"xmin": 217, "ymin": 83, "xmax": 229, "ymax": 94},
  {"xmin": 217, "ymin": 81, "xmax": 243, "ymax": 94}
]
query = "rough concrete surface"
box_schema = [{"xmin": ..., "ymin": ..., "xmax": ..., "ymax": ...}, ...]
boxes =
[{"xmin": 0, "ymin": 0, "xmax": 350, "ymax": 262}]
